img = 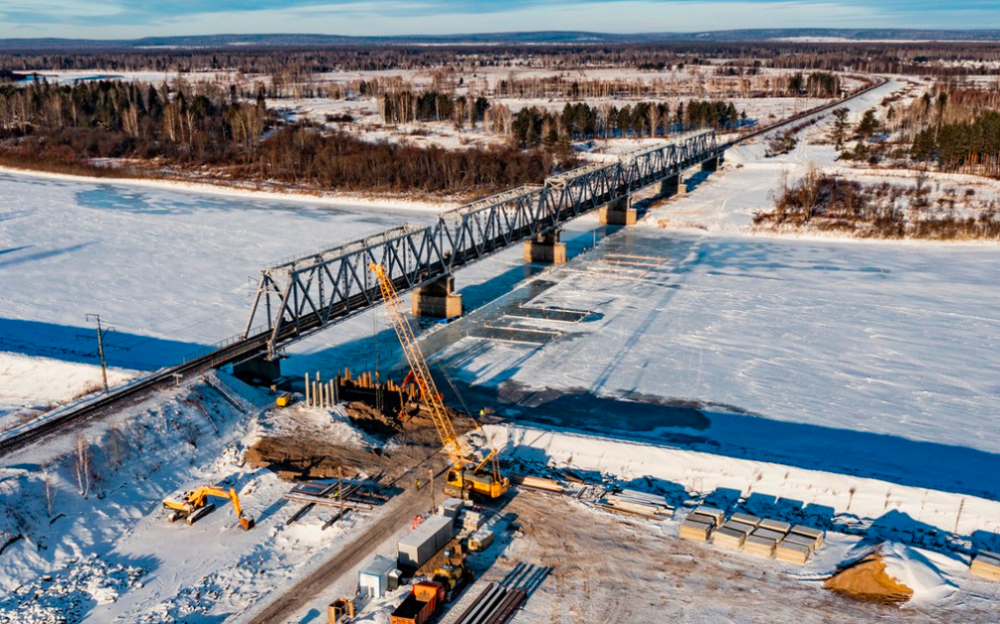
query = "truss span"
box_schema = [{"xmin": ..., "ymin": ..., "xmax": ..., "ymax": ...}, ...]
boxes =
[{"xmin": 244, "ymin": 130, "xmax": 720, "ymax": 358}]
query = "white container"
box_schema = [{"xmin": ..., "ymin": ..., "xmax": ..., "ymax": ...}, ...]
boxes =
[
  {"xmin": 438, "ymin": 497, "xmax": 464, "ymax": 519},
  {"xmin": 359, "ymin": 555, "xmax": 396, "ymax": 598},
  {"xmin": 397, "ymin": 515, "xmax": 454, "ymax": 570}
]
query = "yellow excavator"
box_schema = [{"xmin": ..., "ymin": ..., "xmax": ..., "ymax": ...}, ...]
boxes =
[
  {"xmin": 370, "ymin": 263, "xmax": 509, "ymax": 500},
  {"xmin": 162, "ymin": 485, "xmax": 255, "ymax": 530}
]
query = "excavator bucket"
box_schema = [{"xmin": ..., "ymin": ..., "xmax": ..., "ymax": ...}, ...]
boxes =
[{"xmin": 239, "ymin": 514, "xmax": 256, "ymax": 531}]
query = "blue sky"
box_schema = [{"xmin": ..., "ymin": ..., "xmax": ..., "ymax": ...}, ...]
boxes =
[{"xmin": 0, "ymin": 0, "xmax": 997, "ymax": 39}]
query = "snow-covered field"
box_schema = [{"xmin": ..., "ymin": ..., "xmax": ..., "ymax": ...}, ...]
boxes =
[
  {"xmin": 0, "ymin": 372, "xmax": 413, "ymax": 624},
  {"xmin": 0, "ymin": 169, "xmax": 448, "ymax": 425},
  {"xmin": 2, "ymin": 76, "xmax": 999, "ymax": 622}
]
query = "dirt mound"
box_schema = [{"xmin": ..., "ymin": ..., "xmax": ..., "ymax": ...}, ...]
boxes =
[
  {"xmin": 343, "ymin": 401, "xmax": 402, "ymax": 437},
  {"xmin": 825, "ymin": 552, "xmax": 914, "ymax": 605},
  {"xmin": 245, "ymin": 436, "xmax": 375, "ymax": 480},
  {"xmin": 342, "ymin": 399, "xmax": 474, "ymax": 442}
]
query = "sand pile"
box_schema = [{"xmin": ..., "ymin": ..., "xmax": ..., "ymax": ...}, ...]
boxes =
[
  {"xmin": 825, "ymin": 542, "xmax": 957, "ymax": 606},
  {"xmin": 825, "ymin": 551, "xmax": 914, "ymax": 604}
]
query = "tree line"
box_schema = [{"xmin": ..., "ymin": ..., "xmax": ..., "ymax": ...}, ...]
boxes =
[
  {"xmin": 3, "ymin": 42, "xmax": 999, "ymax": 77},
  {"xmin": 505, "ymin": 100, "xmax": 742, "ymax": 147},
  {"xmin": 757, "ymin": 167, "xmax": 1000, "ymax": 240},
  {"xmin": 911, "ymin": 110, "xmax": 1000, "ymax": 177},
  {"xmin": 0, "ymin": 80, "xmax": 552, "ymax": 196}
]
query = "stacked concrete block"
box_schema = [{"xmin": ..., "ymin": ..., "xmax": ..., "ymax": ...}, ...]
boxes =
[
  {"xmin": 775, "ymin": 541, "xmax": 811, "ymax": 565},
  {"xmin": 692, "ymin": 506, "xmax": 725, "ymax": 527},
  {"xmin": 971, "ymin": 551, "xmax": 1000, "ymax": 581},
  {"xmin": 751, "ymin": 528, "xmax": 786, "ymax": 543},
  {"xmin": 781, "ymin": 532, "xmax": 817, "ymax": 552},
  {"xmin": 759, "ymin": 518, "xmax": 791, "ymax": 534},
  {"xmin": 743, "ymin": 534, "xmax": 778, "ymax": 558},
  {"xmin": 722, "ymin": 520, "xmax": 757, "ymax": 538},
  {"xmin": 790, "ymin": 525, "xmax": 824, "ymax": 548},
  {"xmin": 712, "ymin": 526, "xmax": 747, "ymax": 550},
  {"xmin": 679, "ymin": 515, "xmax": 715, "ymax": 542},
  {"xmin": 730, "ymin": 513, "xmax": 761, "ymax": 528},
  {"xmin": 458, "ymin": 509, "xmax": 484, "ymax": 534}
]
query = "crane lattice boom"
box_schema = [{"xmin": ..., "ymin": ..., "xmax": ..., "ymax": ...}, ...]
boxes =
[{"xmin": 369, "ymin": 264, "xmax": 470, "ymax": 472}]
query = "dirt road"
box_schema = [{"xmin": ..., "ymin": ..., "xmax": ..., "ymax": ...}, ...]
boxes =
[{"xmin": 242, "ymin": 457, "xmax": 449, "ymax": 624}]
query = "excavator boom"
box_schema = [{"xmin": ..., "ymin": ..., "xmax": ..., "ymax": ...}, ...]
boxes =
[{"xmin": 162, "ymin": 485, "xmax": 255, "ymax": 530}]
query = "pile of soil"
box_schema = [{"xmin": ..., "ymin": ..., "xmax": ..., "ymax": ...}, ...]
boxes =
[
  {"xmin": 343, "ymin": 401, "xmax": 402, "ymax": 438},
  {"xmin": 245, "ymin": 437, "xmax": 375, "ymax": 481},
  {"xmin": 824, "ymin": 552, "xmax": 914, "ymax": 605},
  {"xmin": 344, "ymin": 399, "xmax": 476, "ymax": 445}
]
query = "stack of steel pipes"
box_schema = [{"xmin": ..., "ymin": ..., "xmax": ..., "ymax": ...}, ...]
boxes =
[{"xmin": 452, "ymin": 582, "xmax": 528, "ymax": 624}]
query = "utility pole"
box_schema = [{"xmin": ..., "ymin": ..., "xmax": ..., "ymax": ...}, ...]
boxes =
[{"xmin": 79, "ymin": 313, "xmax": 123, "ymax": 394}]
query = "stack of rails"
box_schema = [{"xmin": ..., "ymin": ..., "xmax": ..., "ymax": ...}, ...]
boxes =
[{"xmin": 282, "ymin": 482, "xmax": 379, "ymax": 511}]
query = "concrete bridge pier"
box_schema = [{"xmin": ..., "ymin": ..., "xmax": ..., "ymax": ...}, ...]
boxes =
[
  {"xmin": 233, "ymin": 356, "xmax": 281, "ymax": 385},
  {"xmin": 599, "ymin": 195, "xmax": 637, "ymax": 226},
  {"xmin": 523, "ymin": 229, "xmax": 567, "ymax": 264},
  {"xmin": 702, "ymin": 155, "xmax": 722, "ymax": 172},
  {"xmin": 411, "ymin": 274, "xmax": 463, "ymax": 319},
  {"xmin": 660, "ymin": 174, "xmax": 686, "ymax": 199}
]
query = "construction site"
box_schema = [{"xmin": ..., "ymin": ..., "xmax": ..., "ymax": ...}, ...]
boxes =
[{"xmin": 3, "ymin": 34, "xmax": 1000, "ymax": 624}]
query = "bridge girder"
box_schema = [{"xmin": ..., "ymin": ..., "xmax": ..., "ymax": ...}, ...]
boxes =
[{"xmin": 244, "ymin": 130, "xmax": 721, "ymax": 359}]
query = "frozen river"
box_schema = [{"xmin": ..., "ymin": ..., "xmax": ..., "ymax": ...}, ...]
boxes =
[{"xmin": 0, "ymin": 172, "xmax": 437, "ymax": 371}]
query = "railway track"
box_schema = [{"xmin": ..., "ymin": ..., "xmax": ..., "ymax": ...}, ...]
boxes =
[{"xmin": 0, "ymin": 78, "xmax": 891, "ymax": 459}]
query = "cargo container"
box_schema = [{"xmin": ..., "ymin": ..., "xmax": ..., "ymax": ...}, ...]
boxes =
[
  {"xmin": 390, "ymin": 581, "xmax": 445, "ymax": 624},
  {"xmin": 359, "ymin": 555, "xmax": 396, "ymax": 599},
  {"xmin": 437, "ymin": 497, "xmax": 464, "ymax": 519},
  {"xmin": 398, "ymin": 515, "xmax": 454, "ymax": 571}
]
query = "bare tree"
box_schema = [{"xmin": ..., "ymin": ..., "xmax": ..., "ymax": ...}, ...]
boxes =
[{"xmin": 74, "ymin": 434, "xmax": 91, "ymax": 498}]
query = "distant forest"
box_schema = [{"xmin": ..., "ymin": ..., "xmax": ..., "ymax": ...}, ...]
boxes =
[
  {"xmin": 0, "ymin": 80, "xmax": 553, "ymax": 196},
  {"xmin": 1, "ymin": 42, "xmax": 998, "ymax": 76}
]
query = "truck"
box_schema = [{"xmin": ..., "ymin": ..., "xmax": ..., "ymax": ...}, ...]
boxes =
[{"xmin": 390, "ymin": 581, "xmax": 445, "ymax": 624}]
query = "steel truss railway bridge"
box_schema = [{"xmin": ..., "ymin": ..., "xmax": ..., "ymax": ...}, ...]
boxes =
[
  {"xmin": 2, "ymin": 79, "xmax": 894, "ymax": 455},
  {"xmin": 240, "ymin": 129, "xmax": 723, "ymax": 369}
]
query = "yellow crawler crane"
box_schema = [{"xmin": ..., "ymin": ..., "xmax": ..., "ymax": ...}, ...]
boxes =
[
  {"xmin": 370, "ymin": 263, "xmax": 509, "ymax": 500},
  {"xmin": 162, "ymin": 485, "xmax": 255, "ymax": 530}
]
